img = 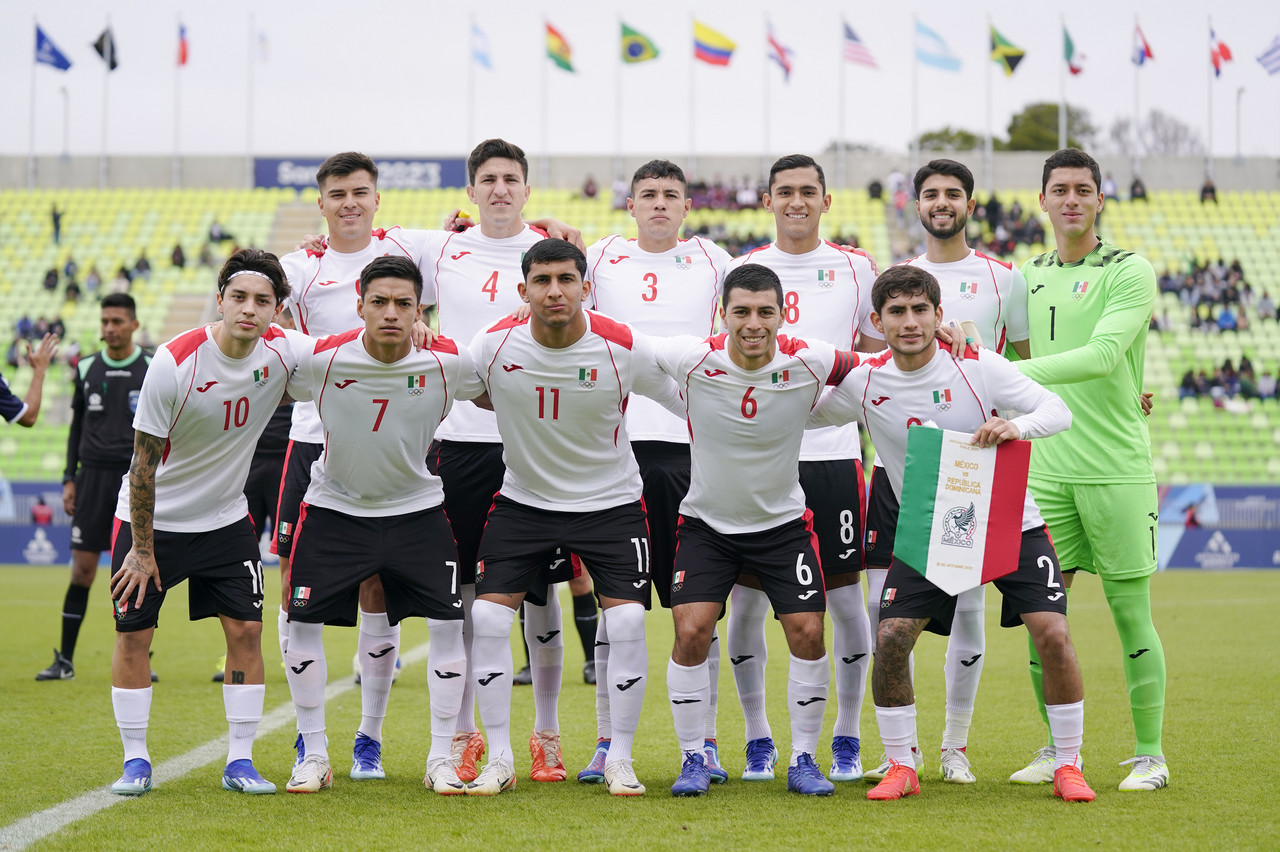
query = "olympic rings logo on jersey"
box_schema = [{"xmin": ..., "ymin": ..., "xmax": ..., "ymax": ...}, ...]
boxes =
[
  {"xmin": 961, "ymin": 293, "xmax": 976, "ymax": 301},
  {"xmin": 935, "ymin": 402, "xmax": 952, "ymax": 411},
  {"xmin": 408, "ymin": 387, "xmax": 425, "ymax": 396},
  {"xmin": 579, "ymin": 380, "xmax": 596, "ymax": 389}
]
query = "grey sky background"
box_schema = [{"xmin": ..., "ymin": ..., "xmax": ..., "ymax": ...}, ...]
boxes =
[{"xmin": 5, "ymin": 0, "xmax": 1279, "ymax": 167}]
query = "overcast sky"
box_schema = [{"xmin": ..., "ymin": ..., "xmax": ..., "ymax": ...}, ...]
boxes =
[{"xmin": 5, "ymin": 0, "xmax": 1279, "ymax": 164}]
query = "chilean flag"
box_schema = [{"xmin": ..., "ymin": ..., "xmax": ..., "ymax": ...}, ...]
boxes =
[
  {"xmin": 1211, "ymin": 29, "xmax": 1232, "ymax": 77},
  {"xmin": 1132, "ymin": 25, "xmax": 1154, "ymax": 66},
  {"xmin": 178, "ymin": 24, "xmax": 189, "ymax": 66}
]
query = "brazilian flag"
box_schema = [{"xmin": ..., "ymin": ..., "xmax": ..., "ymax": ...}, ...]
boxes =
[
  {"xmin": 990, "ymin": 25, "xmax": 1025, "ymax": 76},
  {"xmin": 621, "ymin": 23, "xmax": 659, "ymax": 64}
]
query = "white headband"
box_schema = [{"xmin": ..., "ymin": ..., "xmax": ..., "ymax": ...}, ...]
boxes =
[{"xmin": 226, "ymin": 270, "xmax": 273, "ymax": 282}]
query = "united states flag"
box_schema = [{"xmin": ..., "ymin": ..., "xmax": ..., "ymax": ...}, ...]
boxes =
[{"xmin": 843, "ymin": 23, "xmax": 877, "ymax": 68}]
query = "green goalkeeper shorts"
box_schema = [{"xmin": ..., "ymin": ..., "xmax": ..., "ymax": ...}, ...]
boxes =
[{"xmin": 1027, "ymin": 478, "xmax": 1159, "ymax": 580}]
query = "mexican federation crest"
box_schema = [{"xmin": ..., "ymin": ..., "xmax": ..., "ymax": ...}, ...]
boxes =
[{"xmin": 941, "ymin": 503, "xmax": 977, "ymax": 548}]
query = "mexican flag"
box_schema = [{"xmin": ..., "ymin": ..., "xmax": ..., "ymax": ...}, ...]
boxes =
[{"xmin": 895, "ymin": 427, "xmax": 1030, "ymax": 595}]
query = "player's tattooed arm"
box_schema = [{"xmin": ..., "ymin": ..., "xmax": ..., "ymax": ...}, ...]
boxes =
[
  {"xmin": 871, "ymin": 617, "xmax": 928, "ymax": 707},
  {"xmin": 111, "ymin": 430, "xmax": 165, "ymax": 608}
]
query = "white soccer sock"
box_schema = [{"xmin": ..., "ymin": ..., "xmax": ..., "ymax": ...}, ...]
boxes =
[
  {"xmin": 426, "ymin": 617, "xmax": 467, "ymax": 763},
  {"xmin": 667, "ymin": 658, "xmax": 710, "ymax": 754},
  {"xmin": 456, "ymin": 583, "xmax": 478, "ymax": 735},
  {"xmin": 727, "ymin": 584, "xmax": 771, "ymax": 742},
  {"xmin": 277, "ymin": 607, "xmax": 289, "ymax": 660},
  {"xmin": 471, "ymin": 599, "xmax": 516, "ymax": 763},
  {"xmin": 875, "ymin": 703, "xmax": 918, "ymax": 766},
  {"xmin": 601, "ymin": 604, "xmax": 646, "ymax": 764},
  {"xmin": 593, "ymin": 611, "xmax": 612, "ymax": 740},
  {"xmin": 224, "ymin": 683, "xmax": 265, "ymax": 764},
  {"xmin": 284, "ymin": 620, "xmax": 328, "ymax": 759},
  {"xmin": 1047, "ymin": 701, "xmax": 1085, "ymax": 770},
  {"xmin": 942, "ymin": 590, "xmax": 985, "ymax": 750},
  {"xmin": 828, "ymin": 583, "xmax": 872, "ymax": 739},
  {"xmin": 523, "ymin": 593, "xmax": 563, "ymax": 733},
  {"xmin": 357, "ymin": 609, "xmax": 399, "ymax": 743},
  {"xmin": 787, "ymin": 654, "xmax": 829, "ymax": 764},
  {"xmin": 111, "ymin": 686, "xmax": 152, "ymax": 763},
  {"xmin": 705, "ymin": 627, "xmax": 720, "ymax": 741}
]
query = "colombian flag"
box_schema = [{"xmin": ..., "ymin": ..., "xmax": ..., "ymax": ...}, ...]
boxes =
[
  {"xmin": 547, "ymin": 23, "xmax": 573, "ymax": 72},
  {"xmin": 694, "ymin": 21, "xmax": 735, "ymax": 66}
]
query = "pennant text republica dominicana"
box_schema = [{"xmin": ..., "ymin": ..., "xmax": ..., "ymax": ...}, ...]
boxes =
[{"xmin": 895, "ymin": 427, "xmax": 1030, "ymax": 596}]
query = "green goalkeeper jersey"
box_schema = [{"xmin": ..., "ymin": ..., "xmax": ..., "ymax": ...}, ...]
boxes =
[{"xmin": 1016, "ymin": 239, "xmax": 1156, "ymax": 484}]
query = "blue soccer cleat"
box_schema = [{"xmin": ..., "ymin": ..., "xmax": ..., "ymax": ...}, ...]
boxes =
[
  {"xmin": 222, "ymin": 759, "xmax": 276, "ymax": 794},
  {"xmin": 742, "ymin": 737, "xmax": 778, "ymax": 781},
  {"xmin": 577, "ymin": 739, "xmax": 609, "ymax": 783},
  {"xmin": 704, "ymin": 738, "xmax": 728, "ymax": 784},
  {"xmin": 350, "ymin": 732, "xmax": 386, "ymax": 780},
  {"xmin": 830, "ymin": 735, "xmax": 863, "ymax": 782},
  {"xmin": 671, "ymin": 750, "xmax": 711, "ymax": 797},
  {"xmin": 111, "ymin": 758, "xmax": 153, "ymax": 796},
  {"xmin": 787, "ymin": 753, "xmax": 835, "ymax": 796}
]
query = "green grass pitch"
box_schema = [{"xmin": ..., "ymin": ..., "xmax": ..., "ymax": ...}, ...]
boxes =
[{"xmin": 3, "ymin": 565, "xmax": 1278, "ymax": 850}]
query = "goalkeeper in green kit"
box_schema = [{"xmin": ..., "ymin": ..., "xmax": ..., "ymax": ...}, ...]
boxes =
[{"xmin": 1011, "ymin": 149, "xmax": 1167, "ymax": 792}]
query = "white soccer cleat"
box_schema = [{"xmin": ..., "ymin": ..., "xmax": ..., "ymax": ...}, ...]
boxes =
[
  {"xmin": 1009, "ymin": 746, "xmax": 1056, "ymax": 784},
  {"xmin": 1118, "ymin": 755, "xmax": 1169, "ymax": 791},
  {"xmin": 938, "ymin": 747, "xmax": 976, "ymax": 784},
  {"xmin": 465, "ymin": 759, "xmax": 516, "ymax": 796},
  {"xmin": 286, "ymin": 753, "xmax": 333, "ymax": 793},
  {"xmin": 425, "ymin": 758, "xmax": 466, "ymax": 795},
  {"xmin": 603, "ymin": 760, "xmax": 646, "ymax": 796},
  {"xmin": 864, "ymin": 748, "xmax": 923, "ymax": 783}
]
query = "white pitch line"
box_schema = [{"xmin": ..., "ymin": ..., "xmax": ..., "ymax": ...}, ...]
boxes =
[{"xmin": 0, "ymin": 642, "xmax": 430, "ymax": 852}]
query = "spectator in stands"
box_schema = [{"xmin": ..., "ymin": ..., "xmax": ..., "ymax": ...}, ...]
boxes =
[
  {"xmin": 1102, "ymin": 172, "xmax": 1118, "ymax": 199},
  {"xmin": 133, "ymin": 251, "xmax": 151, "ymax": 281},
  {"xmin": 6, "ymin": 340, "xmax": 18, "ymax": 370},
  {"xmin": 64, "ymin": 278, "xmax": 81, "ymax": 303},
  {"xmin": 49, "ymin": 317, "xmax": 66, "ymax": 341},
  {"xmin": 16, "ymin": 316, "xmax": 32, "ymax": 340},
  {"xmin": 208, "ymin": 219, "xmax": 232, "ymax": 242},
  {"xmin": 64, "ymin": 339, "xmax": 81, "ymax": 369},
  {"xmin": 43, "ymin": 268, "xmax": 59, "ymax": 291},
  {"xmin": 171, "ymin": 243, "xmax": 186, "ymax": 268},
  {"xmin": 611, "ymin": 177, "xmax": 629, "ymax": 210},
  {"xmin": 1239, "ymin": 354, "xmax": 1254, "ymax": 376},
  {"xmin": 111, "ymin": 266, "xmax": 131, "ymax": 294},
  {"xmin": 735, "ymin": 178, "xmax": 759, "ymax": 210},
  {"xmin": 64, "ymin": 256, "xmax": 78, "ymax": 282},
  {"xmin": 198, "ymin": 242, "xmax": 214, "ymax": 267},
  {"xmin": 867, "ymin": 178, "xmax": 883, "ymax": 200},
  {"xmin": 84, "ymin": 265, "xmax": 101, "ymax": 297},
  {"xmin": 1257, "ymin": 291, "xmax": 1276, "ymax": 322},
  {"xmin": 33, "ymin": 317, "xmax": 50, "ymax": 339},
  {"xmin": 1199, "ymin": 177, "xmax": 1218, "ymax": 204},
  {"xmin": 1178, "ymin": 369, "xmax": 1199, "ymax": 399},
  {"xmin": 32, "ymin": 497, "xmax": 53, "ymax": 526},
  {"xmin": 1258, "ymin": 370, "xmax": 1277, "ymax": 399},
  {"xmin": 581, "ymin": 175, "xmax": 597, "ymax": 199},
  {"xmin": 1130, "ymin": 175, "xmax": 1148, "ymax": 201},
  {"xmin": 1217, "ymin": 304, "xmax": 1238, "ymax": 333},
  {"xmin": 51, "ymin": 204, "xmax": 63, "ymax": 244}
]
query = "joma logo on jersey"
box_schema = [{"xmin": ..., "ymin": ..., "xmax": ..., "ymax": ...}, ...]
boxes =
[
  {"xmin": 933, "ymin": 388, "xmax": 952, "ymax": 410},
  {"xmin": 578, "ymin": 367, "xmax": 597, "ymax": 389},
  {"xmin": 817, "ymin": 269, "xmax": 835, "ymax": 288},
  {"xmin": 959, "ymin": 281, "xmax": 977, "ymax": 300},
  {"xmin": 1072, "ymin": 281, "xmax": 1089, "ymax": 300},
  {"xmin": 407, "ymin": 374, "xmax": 427, "ymax": 396},
  {"xmin": 675, "ymin": 255, "xmax": 692, "ymax": 270},
  {"xmin": 771, "ymin": 370, "xmax": 790, "ymax": 388},
  {"xmin": 253, "ymin": 367, "xmax": 269, "ymax": 387}
]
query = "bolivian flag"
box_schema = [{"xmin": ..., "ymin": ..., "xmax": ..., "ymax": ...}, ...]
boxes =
[
  {"xmin": 896, "ymin": 427, "xmax": 1030, "ymax": 595},
  {"xmin": 547, "ymin": 23, "xmax": 574, "ymax": 72}
]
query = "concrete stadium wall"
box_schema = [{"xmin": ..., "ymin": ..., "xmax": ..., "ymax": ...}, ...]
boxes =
[{"xmin": 5, "ymin": 153, "xmax": 1280, "ymax": 192}]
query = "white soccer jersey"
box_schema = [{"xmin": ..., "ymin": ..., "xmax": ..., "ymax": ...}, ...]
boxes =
[
  {"xmin": 731, "ymin": 241, "xmax": 880, "ymax": 461},
  {"xmin": 586, "ymin": 234, "xmax": 731, "ymax": 443},
  {"xmin": 420, "ymin": 225, "xmax": 548, "ymax": 443},
  {"xmin": 470, "ymin": 311, "xmax": 679, "ymax": 512},
  {"xmin": 286, "ymin": 331, "xmax": 485, "ymax": 517},
  {"xmin": 809, "ymin": 344, "xmax": 1071, "ymax": 531},
  {"xmin": 652, "ymin": 333, "xmax": 859, "ymax": 534},
  {"xmin": 280, "ymin": 226, "xmax": 434, "ymax": 443},
  {"xmin": 901, "ymin": 249, "xmax": 1029, "ymax": 354},
  {"xmin": 116, "ymin": 325, "xmax": 306, "ymax": 532}
]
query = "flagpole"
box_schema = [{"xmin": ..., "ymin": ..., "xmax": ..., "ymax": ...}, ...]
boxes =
[
  {"xmin": 99, "ymin": 17, "xmax": 112, "ymax": 189},
  {"xmin": 28, "ymin": 17, "xmax": 38, "ymax": 190},
  {"xmin": 173, "ymin": 16, "xmax": 182, "ymax": 188},
  {"xmin": 540, "ymin": 20, "xmax": 550, "ymax": 191},
  {"xmin": 762, "ymin": 15, "xmax": 770, "ymax": 182},
  {"xmin": 246, "ymin": 13, "xmax": 255, "ymax": 188},
  {"xmin": 615, "ymin": 17, "xmax": 623, "ymax": 187},
  {"xmin": 467, "ymin": 15, "xmax": 477, "ymax": 150},
  {"xmin": 1058, "ymin": 16, "xmax": 1067, "ymax": 151},
  {"xmin": 837, "ymin": 21, "xmax": 846, "ymax": 189},
  {"xmin": 910, "ymin": 16, "xmax": 919, "ymax": 176},
  {"xmin": 983, "ymin": 16, "xmax": 993, "ymax": 194},
  {"xmin": 1132, "ymin": 16, "xmax": 1141, "ymax": 178},
  {"xmin": 689, "ymin": 15, "xmax": 697, "ymax": 179},
  {"xmin": 1206, "ymin": 16, "xmax": 1214, "ymax": 180}
]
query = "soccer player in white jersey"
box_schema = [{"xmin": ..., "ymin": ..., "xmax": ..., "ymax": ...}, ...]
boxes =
[
  {"xmin": 281, "ymin": 257, "xmax": 479, "ymax": 795},
  {"xmin": 653, "ymin": 264, "xmax": 861, "ymax": 798},
  {"xmin": 861, "ymin": 159, "xmax": 1031, "ymax": 785},
  {"xmin": 808, "ymin": 264, "xmax": 1095, "ymax": 803},
  {"xmin": 464, "ymin": 239, "xmax": 680, "ymax": 797},
  {"xmin": 419, "ymin": 139, "xmax": 576, "ymax": 784},
  {"xmin": 578, "ymin": 159, "xmax": 734, "ymax": 784},
  {"xmin": 725, "ymin": 154, "xmax": 882, "ymax": 783},
  {"xmin": 108, "ymin": 250, "xmax": 304, "ymax": 796},
  {"xmin": 275, "ymin": 152, "xmax": 435, "ymax": 779}
]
